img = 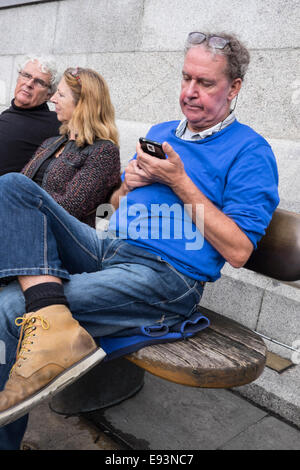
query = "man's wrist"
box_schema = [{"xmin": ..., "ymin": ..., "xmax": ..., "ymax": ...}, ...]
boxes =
[{"xmin": 170, "ymin": 171, "xmax": 192, "ymax": 196}]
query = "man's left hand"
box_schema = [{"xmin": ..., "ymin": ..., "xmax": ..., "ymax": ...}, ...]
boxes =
[{"xmin": 136, "ymin": 141, "xmax": 188, "ymax": 190}]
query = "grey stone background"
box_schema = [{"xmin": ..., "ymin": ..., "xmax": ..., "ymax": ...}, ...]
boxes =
[
  {"xmin": 0, "ymin": 0, "xmax": 299, "ymax": 210},
  {"xmin": 0, "ymin": 0, "xmax": 299, "ymax": 140},
  {"xmin": 0, "ymin": 0, "xmax": 299, "ymax": 425}
]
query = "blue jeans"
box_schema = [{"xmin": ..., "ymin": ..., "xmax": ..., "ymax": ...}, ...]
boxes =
[{"xmin": 0, "ymin": 173, "xmax": 204, "ymax": 449}]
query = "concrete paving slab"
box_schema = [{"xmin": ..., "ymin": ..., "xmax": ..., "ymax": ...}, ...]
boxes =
[
  {"xmin": 221, "ymin": 415, "xmax": 300, "ymax": 450},
  {"xmin": 21, "ymin": 371, "xmax": 300, "ymax": 450},
  {"xmin": 84, "ymin": 373, "xmax": 268, "ymax": 450},
  {"xmin": 22, "ymin": 400, "xmax": 125, "ymax": 451},
  {"xmin": 235, "ymin": 364, "xmax": 300, "ymax": 428}
]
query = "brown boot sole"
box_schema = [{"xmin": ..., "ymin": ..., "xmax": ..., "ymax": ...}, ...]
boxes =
[{"xmin": 0, "ymin": 347, "xmax": 106, "ymax": 428}]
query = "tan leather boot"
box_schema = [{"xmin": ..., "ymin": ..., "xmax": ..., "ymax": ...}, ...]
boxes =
[{"xmin": 0, "ymin": 305, "xmax": 106, "ymax": 427}]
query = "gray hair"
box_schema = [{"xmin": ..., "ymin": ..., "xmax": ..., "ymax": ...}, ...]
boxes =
[
  {"xmin": 185, "ymin": 32, "xmax": 250, "ymax": 81},
  {"xmin": 18, "ymin": 55, "xmax": 59, "ymax": 94}
]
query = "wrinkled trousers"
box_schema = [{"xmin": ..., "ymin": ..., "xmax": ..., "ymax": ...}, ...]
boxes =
[{"xmin": 0, "ymin": 173, "xmax": 204, "ymax": 449}]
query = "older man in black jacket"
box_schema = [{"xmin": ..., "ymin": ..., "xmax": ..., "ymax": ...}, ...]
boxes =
[{"xmin": 0, "ymin": 56, "xmax": 60, "ymax": 175}]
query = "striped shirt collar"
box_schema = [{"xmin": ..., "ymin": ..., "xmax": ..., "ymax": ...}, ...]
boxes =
[{"xmin": 176, "ymin": 112, "xmax": 236, "ymax": 140}]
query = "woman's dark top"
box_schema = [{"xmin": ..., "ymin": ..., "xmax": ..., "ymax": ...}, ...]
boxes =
[{"xmin": 33, "ymin": 155, "xmax": 55, "ymax": 186}]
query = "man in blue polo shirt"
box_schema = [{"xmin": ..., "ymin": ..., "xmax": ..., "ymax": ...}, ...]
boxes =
[{"xmin": 0, "ymin": 32, "xmax": 279, "ymax": 449}]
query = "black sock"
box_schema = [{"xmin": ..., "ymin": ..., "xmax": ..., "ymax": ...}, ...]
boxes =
[{"xmin": 24, "ymin": 282, "xmax": 69, "ymax": 313}]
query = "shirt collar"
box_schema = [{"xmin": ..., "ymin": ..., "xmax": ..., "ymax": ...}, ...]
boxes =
[{"xmin": 176, "ymin": 112, "xmax": 236, "ymax": 140}]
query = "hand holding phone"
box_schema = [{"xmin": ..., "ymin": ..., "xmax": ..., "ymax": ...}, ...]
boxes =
[{"xmin": 139, "ymin": 138, "xmax": 166, "ymax": 159}]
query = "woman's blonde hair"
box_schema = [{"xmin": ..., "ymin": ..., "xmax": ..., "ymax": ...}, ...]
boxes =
[{"xmin": 60, "ymin": 67, "xmax": 119, "ymax": 147}]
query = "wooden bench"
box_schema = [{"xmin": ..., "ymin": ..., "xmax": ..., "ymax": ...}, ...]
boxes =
[
  {"xmin": 51, "ymin": 208, "xmax": 300, "ymax": 417},
  {"xmin": 125, "ymin": 208, "xmax": 300, "ymax": 389}
]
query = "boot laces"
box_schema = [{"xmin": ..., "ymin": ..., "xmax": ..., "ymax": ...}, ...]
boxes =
[{"xmin": 10, "ymin": 314, "xmax": 50, "ymax": 376}]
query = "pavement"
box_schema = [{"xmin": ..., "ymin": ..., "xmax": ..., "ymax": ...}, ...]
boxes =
[{"xmin": 22, "ymin": 370, "xmax": 300, "ymax": 451}]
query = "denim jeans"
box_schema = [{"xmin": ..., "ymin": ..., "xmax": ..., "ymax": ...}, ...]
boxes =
[{"xmin": 0, "ymin": 173, "xmax": 204, "ymax": 449}]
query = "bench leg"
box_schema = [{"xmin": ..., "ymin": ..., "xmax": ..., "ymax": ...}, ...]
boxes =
[{"xmin": 49, "ymin": 358, "xmax": 145, "ymax": 415}]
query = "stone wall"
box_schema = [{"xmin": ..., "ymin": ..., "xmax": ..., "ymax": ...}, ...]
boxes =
[
  {"xmin": 1, "ymin": 0, "xmax": 299, "ymax": 209},
  {"xmin": 0, "ymin": 0, "xmax": 299, "ymax": 140}
]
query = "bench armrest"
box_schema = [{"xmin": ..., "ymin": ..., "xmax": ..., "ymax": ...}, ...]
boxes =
[{"xmin": 244, "ymin": 208, "xmax": 300, "ymax": 282}]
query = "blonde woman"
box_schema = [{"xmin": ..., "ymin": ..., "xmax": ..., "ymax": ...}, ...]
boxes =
[{"xmin": 22, "ymin": 67, "xmax": 120, "ymax": 227}]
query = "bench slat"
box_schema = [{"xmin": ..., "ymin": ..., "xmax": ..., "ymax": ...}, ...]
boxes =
[
  {"xmin": 127, "ymin": 209, "xmax": 300, "ymax": 388},
  {"xmin": 126, "ymin": 309, "xmax": 266, "ymax": 388},
  {"xmin": 202, "ymin": 308, "xmax": 266, "ymax": 355},
  {"xmin": 244, "ymin": 208, "xmax": 300, "ymax": 281}
]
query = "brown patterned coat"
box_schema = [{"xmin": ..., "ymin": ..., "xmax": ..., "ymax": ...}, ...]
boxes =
[{"xmin": 22, "ymin": 135, "xmax": 121, "ymax": 227}]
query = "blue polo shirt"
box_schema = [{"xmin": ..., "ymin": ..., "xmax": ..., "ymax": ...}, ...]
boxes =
[{"xmin": 109, "ymin": 120, "xmax": 279, "ymax": 282}]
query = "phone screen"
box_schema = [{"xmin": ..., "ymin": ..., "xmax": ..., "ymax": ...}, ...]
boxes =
[{"xmin": 139, "ymin": 138, "xmax": 166, "ymax": 159}]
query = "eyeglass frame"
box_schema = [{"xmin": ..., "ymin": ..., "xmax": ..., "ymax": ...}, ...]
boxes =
[
  {"xmin": 186, "ymin": 32, "xmax": 230, "ymax": 50},
  {"xmin": 18, "ymin": 70, "xmax": 51, "ymax": 89}
]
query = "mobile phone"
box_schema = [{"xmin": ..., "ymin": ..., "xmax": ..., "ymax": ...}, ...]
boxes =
[{"xmin": 139, "ymin": 137, "xmax": 166, "ymax": 159}]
